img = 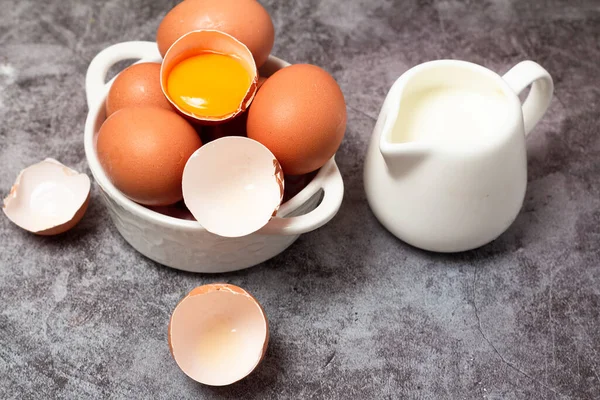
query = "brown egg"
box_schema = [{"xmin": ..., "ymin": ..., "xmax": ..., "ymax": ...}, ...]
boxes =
[
  {"xmin": 247, "ymin": 64, "xmax": 347, "ymax": 175},
  {"xmin": 156, "ymin": 0, "xmax": 274, "ymax": 68},
  {"xmin": 106, "ymin": 63, "xmax": 173, "ymax": 117},
  {"xmin": 97, "ymin": 107, "xmax": 202, "ymax": 206}
]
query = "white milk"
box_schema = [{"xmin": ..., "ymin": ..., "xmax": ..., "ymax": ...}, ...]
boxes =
[{"xmin": 391, "ymin": 86, "xmax": 509, "ymax": 145}]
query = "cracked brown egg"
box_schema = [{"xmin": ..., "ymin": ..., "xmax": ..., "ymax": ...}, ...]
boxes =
[
  {"xmin": 168, "ymin": 283, "xmax": 269, "ymax": 386},
  {"xmin": 182, "ymin": 136, "xmax": 284, "ymax": 237},
  {"xmin": 160, "ymin": 30, "xmax": 258, "ymax": 125}
]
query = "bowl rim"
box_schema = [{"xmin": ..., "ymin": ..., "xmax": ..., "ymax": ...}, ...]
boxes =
[{"xmin": 84, "ymin": 48, "xmax": 333, "ymax": 233}]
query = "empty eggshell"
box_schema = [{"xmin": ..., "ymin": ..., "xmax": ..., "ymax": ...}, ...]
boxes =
[
  {"xmin": 168, "ymin": 283, "xmax": 269, "ymax": 386},
  {"xmin": 182, "ymin": 136, "xmax": 284, "ymax": 237},
  {"xmin": 3, "ymin": 158, "xmax": 90, "ymax": 235},
  {"xmin": 160, "ymin": 30, "xmax": 258, "ymax": 125}
]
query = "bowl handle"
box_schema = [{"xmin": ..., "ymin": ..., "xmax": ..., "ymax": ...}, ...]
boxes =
[
  {"xmin": 259, "ymin": 158, "xmax": 344, "ymax": 236},
  {"xmin": 85, "ymin": 41, "xmax": 161, "ymax": 109}
]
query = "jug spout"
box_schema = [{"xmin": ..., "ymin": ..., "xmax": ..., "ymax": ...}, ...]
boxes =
[
  {"xmin": 380, "ymin": 139, "xmax": 431, "ymax": 160},
  {"xmin": 379, "ymin": 140, "xmax": 432, "ymax": 177},
  {"xmin": 373, "ymin": 71, "xmax": 433, "ymax": 177}
]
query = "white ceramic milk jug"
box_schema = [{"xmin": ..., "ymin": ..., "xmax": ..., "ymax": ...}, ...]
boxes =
[{"xmin": 364, "ymin": 60, "xmax": 553, "ymax": 252}]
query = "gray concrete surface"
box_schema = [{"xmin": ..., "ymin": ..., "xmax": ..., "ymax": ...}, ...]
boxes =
[{"xmin": 1, "ymin": 0, "xmax": 599, "ymax": 398}]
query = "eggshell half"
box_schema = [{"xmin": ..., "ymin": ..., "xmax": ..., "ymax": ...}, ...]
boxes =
[
  {"xmin": 3, "ymin": 158, "xmax": 90, "ymax": 235},
  {"xmin": 182, "ymin": 136, "xmax": 284, "ymax": 238},
  {"xmin": 160, "ymin": 30, "xmax": 258, "ymax": 125},
  {"xmin": 168, "ymin": 283, "xmax": 269, "ymax": 386}
]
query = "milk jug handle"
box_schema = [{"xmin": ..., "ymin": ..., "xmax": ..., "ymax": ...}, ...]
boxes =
[{"xmin": 502, "ymin": 61, "xmax": 554, "ymax": 136}]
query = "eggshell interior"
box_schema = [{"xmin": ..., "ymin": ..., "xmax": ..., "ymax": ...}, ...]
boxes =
[
  {"xmin": 169, "ymin": 284, "xmax": 268, "ymax": 386},
  {"xmin": 182, "ymin": 136, "xmax": 284, "ymax": 237},
  {"xmin": 3, "ymin": 158, "xmax": 90, "ymax": 234},
  {"xmin": 160, "ymin": 30, "xmax": 258, "ymax": 124}
]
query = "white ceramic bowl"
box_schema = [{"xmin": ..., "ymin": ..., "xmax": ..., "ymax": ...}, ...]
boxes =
[{"xmin": 84, "ymin": 41, "xmax": 344, "ymax": 273}]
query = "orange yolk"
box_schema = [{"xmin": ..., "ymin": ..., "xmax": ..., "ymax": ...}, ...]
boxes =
[{"xmin": 167, "ymin": 53, "xmax": 252, "ymax": 118}]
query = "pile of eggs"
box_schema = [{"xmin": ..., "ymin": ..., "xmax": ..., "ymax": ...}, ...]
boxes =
[{"xmin": 97, "ymin": 0, "xmax": 347, "ymax": 237}]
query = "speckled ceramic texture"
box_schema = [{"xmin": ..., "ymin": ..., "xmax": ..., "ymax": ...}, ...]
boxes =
[{"xmin": 1, "ymin": 0, "xmax": 599, "ymax": 399}]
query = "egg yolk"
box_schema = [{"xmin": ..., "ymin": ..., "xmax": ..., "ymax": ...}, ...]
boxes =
[{"xmin": 166, "ymin": 53, "xmax": 252, "ymax": 118}]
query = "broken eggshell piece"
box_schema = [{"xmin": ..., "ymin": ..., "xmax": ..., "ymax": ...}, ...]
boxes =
[
  {"xmin": 160, "ymin": 30, "xmax": 258, "ymax": 125},
  {"xmin": 182, "ymin": 136, "xmax": 284, "ymax": 238},
  {"xmin": 168, "ymin": 283, "xmax": 269, "ymax": 386},
  {"xmin": 3, "ymin": 158, "xmax": 90, "ymax": 235}
]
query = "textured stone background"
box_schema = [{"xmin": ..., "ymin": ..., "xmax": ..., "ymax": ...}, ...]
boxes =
[{"xmin": 1, "ymin": 0, "xmax": 599, "ymax": 398}]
